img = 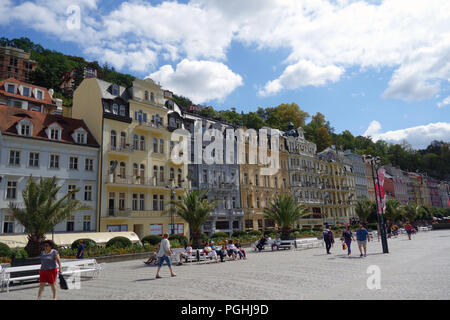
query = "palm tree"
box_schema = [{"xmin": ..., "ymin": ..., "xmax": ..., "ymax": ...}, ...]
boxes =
[
  {"xmin": 170, "ymin": 190, "xmax": 216, "ymax": 247},
  {"xmin": 264, "ymin": 194, "xmax": 308, "ymax": 240},
  {"xmin": 402, "ymin": 202, "xmax": 422, "ymax": 223},
  {"xmin": 8, "ymin": 177, "xmax": 90, "ymax": 257},
  {"xmin": 355, "ymin": 200, "xmax": 373, "ymax": 224},
  {"xmin": 385, "ymin": 200, "xmax": 402, "ymax": 223}
]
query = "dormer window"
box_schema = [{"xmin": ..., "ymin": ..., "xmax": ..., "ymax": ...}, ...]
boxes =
[
  {"xmin": 7, "ymin": 84, "xmax": 16, "ymax": 94},
  {"xmin": 36, "ymin": 90, "xmax": 44, "ymax": 100},
  {"xmin": 46, "ymin": 123, "xmax": 63, "ymax": 141},
  {"xmin": 112, "ymin": 104, "xmax": 118, "ymax": 115},
  {"xmin": 119, "ymin": 105, "xmax": 126, "ymax": 116},
  {"xmin": 72, "ymin": 128, "xmax": 87, "ymax": 144},
  {"xmin": 112, "ymin": 84, "xmax": 119, "ymax": 96},
  {"xmin": 22, "ymin": 86, "xmax": 31, "ymax": 97},
  {"xmin": 16, "ymin": 119, "xmax": 33, "ymax": 137}
]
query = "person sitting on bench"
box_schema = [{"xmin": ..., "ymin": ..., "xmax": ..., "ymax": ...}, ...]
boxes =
[
  {"xmin": 256, "ymin": 236, "xmax": 267, "ymax": 251},
  {"xmin": 271, "ymin": 237, "xmax": 281, "ymax": 250},
  {"xmin": 177, "ymin": 242, "xmax": 193, "ymax": 266}
]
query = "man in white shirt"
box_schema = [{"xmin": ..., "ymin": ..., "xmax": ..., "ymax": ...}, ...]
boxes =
[
  {"xmin": 155, "ymin": 234, "xmax": 176, "ymax": 278},
  {"xmin": 177, "ymin": 242, "xmax": 193, "ymax": 265}
]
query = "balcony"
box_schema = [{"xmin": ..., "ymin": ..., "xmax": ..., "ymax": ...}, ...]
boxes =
[
  {"xmin": 135, "ymin": 120, "xmax": 167, "ymax": 133},
  {"xmin": 211, "ymin": 208, "xmax": 244, "ymax": 216},
  {"xmin": 107, "ymin": 144, "xmax": 134, "ymax": 154},
  {"xmin": 107, "ymin": 208, "xmax": 131, "ymax": 217},
  {"xmin": 105, "ymin": 175, "xmax": 189, "ymax": 189}
]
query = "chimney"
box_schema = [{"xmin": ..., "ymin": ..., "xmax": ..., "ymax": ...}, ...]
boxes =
[{"xmin": 48, "ymin": 89, "xmax": 54, "ymax": 98}]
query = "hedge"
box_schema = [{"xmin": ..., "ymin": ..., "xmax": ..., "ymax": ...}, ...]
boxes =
[
  {"xmin": 71, "ymin": 239, "xmax": 98, "ymax": 250},
  {"xmin": 232, "ymin": 230, "xmax": 248, "ymax": 238},
  {"xmin": 169, "ymin": 234, "xmax": 188, "ymax": 246},
  {"xmin": 106, "ymin": 236, "xmax": 132, "ymax": 248},
  {"xmin": 142, "ymin": 235, "xmax": 162, "ymax": 245},
  {"xmin": 0, "ymin": 242, "xmax": 11, "ymax": 258},
  {"xmin": 211, "ymin": 232, "xmax": 229, "ymax": 239},
  {"xmin": 247, "ymin": 230, "xmax": 262, "ymax": 236}
]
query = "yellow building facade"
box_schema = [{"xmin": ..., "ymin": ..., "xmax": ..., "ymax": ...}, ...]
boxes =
[{"xmin": 72, "ymin": 78, "xmax": 189, "ymax": 239}]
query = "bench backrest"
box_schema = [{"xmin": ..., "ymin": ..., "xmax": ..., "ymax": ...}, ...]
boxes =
[
  {"xmin": 61, "ymin": 259, "xmax": 97, "ymax": 268},
  {"xmin": 4, "ymin": 264, "xmax": 42, "ymax": 273}
]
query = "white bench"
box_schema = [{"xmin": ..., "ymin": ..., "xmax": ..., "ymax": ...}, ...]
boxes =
[
  {"xmin": 252, "ymin": 239, "xmax": 274, "ymax": 251},
  {"xmin": 294, "ymin": 238, "xmax": 323, "ymax": 250},
  {"xmin": 418, "ymin": 226, "xmax": 429, "ymax": 232},
  {"xmin": 1, "ymin": 259, "xmax": 102, "ymax": 293}
]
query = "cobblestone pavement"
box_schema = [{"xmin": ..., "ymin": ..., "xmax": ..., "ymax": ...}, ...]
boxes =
[{"xmin": 2, "ymin": 230, "xmax": 450, "ymax": 300}]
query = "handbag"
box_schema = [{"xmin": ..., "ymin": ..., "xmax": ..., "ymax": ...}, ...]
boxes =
[
  {"xmin": 342, "ymin": 243, "xmax": 347, "ymax": 250},
  {"xmin": 59, "ymin": 273, "xmax": 69, "ymax": 290}
]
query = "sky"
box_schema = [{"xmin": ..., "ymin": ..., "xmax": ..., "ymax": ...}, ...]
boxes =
[{"xmin": 1, "ymin": 0, "xmax": 450, "ymax": 149}]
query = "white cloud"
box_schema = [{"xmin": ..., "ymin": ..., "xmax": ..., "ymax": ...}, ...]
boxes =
[
  {"xmin": 437, "ymin": 96, "xmax": 450, "ymax": 108},
  {"xmin": 149, "ymin": 59, "xmax": 243, "ymax": 104},
  {"xmin": 3, "ymin": 0, "xmax": 450, "ymax": 102},
  {"xmin": 259, "ymin": 60, "xmax": 344, "ymax": 96},
  {"xmin": 363, "ymin": 121, "xmax": 450, "ymax": 149}
]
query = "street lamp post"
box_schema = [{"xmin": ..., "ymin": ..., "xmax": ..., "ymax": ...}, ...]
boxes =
[{"xmin": 364, "ymin": 155, "xmax": 389, "ymax": 254}]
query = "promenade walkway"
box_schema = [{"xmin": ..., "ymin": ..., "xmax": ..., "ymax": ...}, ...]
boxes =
[{"xmin": 2, "ymin": 229, "xmax": 450, "ymax": 300}]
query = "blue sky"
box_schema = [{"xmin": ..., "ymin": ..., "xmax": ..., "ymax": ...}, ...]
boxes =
[{"xmin": 1, "ymin": 0, "xmax": 450, "ymax": 148}]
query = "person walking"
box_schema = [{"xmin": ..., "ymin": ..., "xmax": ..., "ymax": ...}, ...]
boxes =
[
  {"xmin": 405, "ymin": 221, "xmax": 414, "ymax": 240},
  {"xmin": 155, "ymin": 234, "xmax": 176, "ymax": 279},
  {"xmin": 341, "ymin": 225, "xmax": 354, "ymax": 256},
  {"xmin": 76, "ymin": 240, "xmax": 85, "ymax": 259},
  {"xmin": 323, "ymin": 225, "xmax": 334, "ymax": 254},
  {"xmin": 356, "ymin": 224, "xmax": 369, "ymax": 257},
  {"xmin": 37, "ymin": 240, "xmax": 63, "ymax": 300}
]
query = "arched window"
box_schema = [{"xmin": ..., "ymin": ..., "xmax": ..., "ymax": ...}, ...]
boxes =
[
  {"xmin": 170, "ymin": 168, "xmax": 175, "ymax": 181},
  {"xmin": 153, "ymin": 166, "xmax": 158, "ymax": 180},
  {"xmin": 119, "ymin": 105, "xmax": 126, "ymax": 116},
  {"xmin": 144, "ymin": 91, "xmax": 149, "ymax": 100},
  {"xmin": 110, "ymin": 130, "xmax": 116, "ymax": 149},
  {"xmin": 150, "ymin": 92, "xmax": 154, "ymax": 102},
  {"xmin": 112, "ymin": 104, "xmax": 118, "ymax": 114},
  {"xmin": 140, "ymin": 136, "xmax": 145, "ymax": 151},
  {"xmin": 133, "ymin": 163, "xmax": 138, "ymax": 177},
  {"xmin": 159, "ymin": 139, "xmax": 164, "ymax": 154},
  {"xmin": 159, "ymin": 166, "xmax": 164, "ymax": 182},
  {"xmin": 119, "ymin": 162, "xmax": 126, "ymax": 182}
]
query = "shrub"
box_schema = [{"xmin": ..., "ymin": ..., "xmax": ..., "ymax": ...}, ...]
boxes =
[
  {"xmin": 71, "ymin": 238, "xmax": 97, "ymax": 250},
  {"xmin": 142, "ymin": 235, "xmax": 162, "ymax": 245},
  {"xmin": 301, "ymin": 226, "xmax": 312, "ymax": 231},
  {"xmin": 0, "ymin": 242, "xmax": 11, "ymax": 258},
  {"xmin": 10, "ymin": 248, "xmax": 28, "ymax": 259},
  {"xmin": 232, "ymin": 230, "xmax": 248, "ymax": 238},
  {"xmin": 106, "ymin": 236, "xmax": 132, "ymax": 248},
  {"xmin": 247, "ymin": 230, "xmax": 262, "ymax": 236},
  {"xmin": 263, "ymin": 229, "xmax": 279, "ymax": 236},
  {"xmin": 169, "ymin": 234, "xmax": 188, "ymax": 246},
  {"xmin": 211, "ymin": 232, "xmax": 229, "ymax": 239}
]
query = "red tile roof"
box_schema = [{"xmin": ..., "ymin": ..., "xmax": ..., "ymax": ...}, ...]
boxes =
[
  {"xmin": 0, "ymin": 105, "xmax": 99, "ymax": 148},
  {"xmin": 0, "ymin": 78, "xmax": 56, "ymax": 107}
]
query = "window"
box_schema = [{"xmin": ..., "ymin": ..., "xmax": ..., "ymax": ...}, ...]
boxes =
[
  {"xmin": 120, "ymin": 132, "xmax": 126, "ymax": 149},
  {"xmin": 256, "ymin": 197, "xmax": 260, "ymax": 209},
  {"xmin": 159, "ymin": 195, "xmax": 164, "ymax": 211},
  {"xmin": 112, "ymin": 84, "xmax": 119, "ymax": 95},
  {"xmin": 6, "ymin": 181, "xmax": 17, "ymax": 199},
  {"xmin": 150, "ymin": 92, "xmax": 155, "ymax": 102},
  {"xmin": 140, "ymin": 136, "xmax": 145, "ymax": 151},
  {"xmin": 68, "ymin": 185, "xmax": 77, "ymax": 200},
  {"xmin": 119, "ymin": 105, "xmax": 126, "ymax": 116},
  {"xmin": 159, "ymin": 139, "xmax": 164, "ymax": 154},
  {"xmin": 133, "ymin": 163, "xmax": 138, "ymax": 177},
  {"xmin": 255, "ymin": 174, "xmax": 259, "ymax": 186},
  {"xmin": 29, "ymin": 152, "xmax": 39, "ymax": 167},
  {"xmin": 153, "ymin": 195, "xmax": 158, "ymax": 211},
  {"xmin": 153, "ymin": 138, "xmax": 158, "ymax": 153},
  {"xmin": 203, "ymin": 170, "xmax": 208, "ymax": 183},
  {"xmin": 7, "ymin": 84, "xmax": 15, "ymax": 94},
  {"xmin": 36, "ymin": 90, "xmax": 43, "ymax": 100},
  {"xmin": 112, "ymin": 104, "xmax": 118, "ymax": 115},
  {"xmin": 139, "ymin": 164, "xmax": 145, "ymax": 184},
  {"xmin": 21, "ymin": 124, "xmax": 31, "ymax": 136},
  {"xmin": 133, "ymin": 134, "xmax": 139, "ymax": 150},
  {"xmin": 244, "ymin": 173, "xmax": 248, "ymax": 185},
  {"xmin": 9, "ymin": 150, "xmax": 20, "ymax": 166},
  {"xmin": 83, "ymin": 216, "xmax": 91, "ymax": 231},
  {"xmin": 232, "ymin": 197, "xmax": 236, "ymax": 208},
  {"xmin": 119, "ymin": 162, "xmax": 126, "ymax": 181},
  {"xmin": 144, "ymin": 91, "xmax": 149, "ymax": 100},
  {"xmin": 50, "ymin": 128, "xmax": 60, "ymax": 140},
  {"xmin": 69, "ymin": 157, "xmax": 79, "ymax": 170},
  {"xmin": 150, "ymin": 224, "xmax": 162, "ymax": 235},
  {"xmin": 50, "ymin": 154, "xmax": 60, "ymax": 169},
  {"xmin": 119, "ymin": 193, "xmax": 126, "ymax": 210},
  {"xmin": 159, "ymin": 166, "xmax": 164, "ymax": 182},
  {"xmin": 170, "ymin": 168, "xmax": 175, "ymax": 181},
  {"xmin": 22, "ymin": 87, "xmax": 30, "ymax": 97},
  {"xmin": 153, "ymin": 166, "xmax": 158, "ymax": 182},
  {"xmin": 76, "ymin": 132, "xmax": 86, "ymax": 144},
  {"xmin": 66, "ymin": 215, "xmax": 75, "ymax": 232},
  {"xmin": 132, "ymin": 194, "xmax": 138, "ymax": 211},
  {"xmin": 140, "ymin": 194, "xmax": 145, "ymax": 211},
  {"xmin": 85, "ymin": 158, "xmax": 94, "ymax": 171},
  {"xmin": 104, "ymin": 103, "xmax": 111, "ymax": 113},
  {"xmin": 84, "ymin": 185, "xmax": 92, "ymax": 201},
  {"xmin": 168, "ymin": 224, "xmax": 184, "ymax": 235},
  {"xmin": 177, "ymin": 169, "xmax": 182, "ymax": 187},
  {"xmin": 3, "ymin": 215, "xmax": 14, "ymax": 234},
  {"xmin": 110, "ymin": 130, "xmax": 116, "ymax": 148}
]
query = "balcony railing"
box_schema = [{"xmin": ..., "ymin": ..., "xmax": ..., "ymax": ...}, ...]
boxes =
[
  {"xmin": 105, "ymin": 175, "xmax": 189, "ymax": 188},
  {"xmin": 107, "ymin": 208, "xmax": 131, "ymax": 217},
  {"xmin": 107, "ymin": 144, "xmax": 134, "ymax": 153},
  {"xmin": 211, "ymin": 208, "xmax": 244, "ymax": 216},
  {"xmin": 136, "ymin": 120, "xmax": 167, "ymax": 131}
]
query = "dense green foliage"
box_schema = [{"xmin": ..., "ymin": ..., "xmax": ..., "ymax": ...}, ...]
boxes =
[
  {"xmin": 106, "ymin": 236, "xmax": 132, "ymax": 248},
  {"xmin": 0, "ymin": 37, "xmax": 135, "ymax": 105},
  {"xmin": 169, "ymin": 234, "xmax": 188, "ymax": 246},
  {"xmin": 0, "ymin": 242, "xmax": 11, "ymax": 258},
  {"xmin": 142, "ymin": 235, "xmax": 163, "ymax": 245},
  {"xmin": 71, "ymin": 239, "xmax": 98, "ymax": 250}
]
